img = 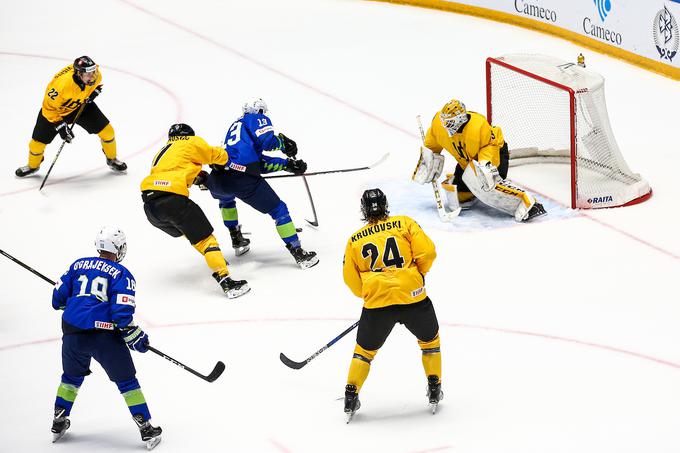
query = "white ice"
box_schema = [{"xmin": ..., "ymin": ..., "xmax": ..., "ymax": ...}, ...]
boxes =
[{"xmin": 1, "ymin": 0, "xmax": 679, "ymax": 452}]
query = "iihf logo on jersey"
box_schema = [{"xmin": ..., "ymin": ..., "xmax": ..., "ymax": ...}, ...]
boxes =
[
  {"xmin": 594, "ymin": 0, "xmax": 611, "ymax": 22},
  {"xmin": 653, "ymin": 6, "xmax": 679, "ymax": 62}
]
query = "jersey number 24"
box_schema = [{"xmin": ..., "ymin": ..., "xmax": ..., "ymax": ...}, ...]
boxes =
[{"xmin": 361, "ymin": 237, "xmax": 405, "ymax": 271}]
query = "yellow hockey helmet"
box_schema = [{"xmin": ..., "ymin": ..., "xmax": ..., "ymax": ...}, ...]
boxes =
[{"xmin": 440, "ymin": 99, "xmax": 468, "ymax": 135}]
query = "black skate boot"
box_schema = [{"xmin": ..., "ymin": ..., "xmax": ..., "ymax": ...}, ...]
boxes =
[
  {"xmin": 524, "ymin": 202, "xmax": 547, "ymax": 222},
  {"xmin": 51, "ymin": 407, "xmax": 70, "ymax": 443},
  {"xmin": 15, "ymin": 165, "xmax": 40, "ymax": 177},
  {"xmin": 133, "ymin": 414, "xmax": 162, "ymax": 450},
  {"xmin": 286, "ymin": 243, "xmax": 319, "ymax": 269},
  {"xmin": 212, "ymin": 272, "xmax": 251, "ymax": 299},
  {"xmin": 106, "ymin": 157, "xmax": 128, "ymax": 172},
  {"xmin": 426, "ymin": 375, "xmax": 444, "ymax": 414},
  {"xmin": 229, "ymin": 225, "xmax": 250, "ymax": 256},
  {"xmin": 344, "ymin": 384, "xmax": 361, "ymax": 424}
]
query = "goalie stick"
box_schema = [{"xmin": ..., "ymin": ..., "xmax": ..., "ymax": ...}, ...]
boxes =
[
  {"xmin": 0, "ymin": 247, "xmax": 225, "ymax": 383},
  {"xmin": 280, "ymin": 321, "xmax": 359, "ymax": 370},
  {"xmin": 263, "ymin": 153, "xmax": 389, "ymax": 180},
  {"xmin": 416, "ymin": 116, "xmax": 460, "ymax": 221}
]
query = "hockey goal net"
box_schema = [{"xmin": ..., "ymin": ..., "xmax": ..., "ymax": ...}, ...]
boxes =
[{"xmin": 486, "ymin": 54, "xmax": 651, "ymax": 209}]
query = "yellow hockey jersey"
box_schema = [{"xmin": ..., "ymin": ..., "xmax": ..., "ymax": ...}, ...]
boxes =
[
  {"xmin": 424, "ymin": 111, "xmax": 504, "ymax": 170},
  {"xmin": 140, "ymin": 136, "xmax": 228, "ymax": 197},
  {"xmin": 41, "ymin": 64, "xmax": 103, "ymax": 123},
  {"xmin": 343, "ymin": 215, "xmax": 436, "ymax": 309}
]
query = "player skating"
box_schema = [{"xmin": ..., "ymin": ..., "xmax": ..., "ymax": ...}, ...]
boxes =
[
  {"xmin": 141, "ymin": 124, "xmax": 250, "ymax": 299},
  {"xmin": 413, "ymin": 99, "xmax": 546, "ymax": 221},
  {"xmin": 201, "ymin": 98, "xmax": 318, "ymax": 269},
  {"xmin": 341, "ymin": 189, "xmax": 443, "ymax": 422},
  {"xmin": 50, "ymin": 227, "xmax": 161, "ymax": 449},
  {"xmin": 15, "ymin": 56, "xmax": 126, "ymax": 177}
]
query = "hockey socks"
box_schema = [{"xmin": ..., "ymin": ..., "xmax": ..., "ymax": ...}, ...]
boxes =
[
  {"xmin": 419, "ymin": 333, "xmax": 441, "ymax": 380},
  {"xmin": 346, "ymin": 344, "xmax": 377, "ymax": 392},
  {"xmin": 98, "ymin": 123, "xmax": 117, "ymax": 160},
  {"xmin": 117, "ymin": 378, "xmax": 151, "ymax": 421},
  {"xmin": 54, "ymin": 374, "xmax": 84, "ymax": 416},
  {"xmin": 193, "ymin": 234, "xmax": 229, "ymax": 277}
]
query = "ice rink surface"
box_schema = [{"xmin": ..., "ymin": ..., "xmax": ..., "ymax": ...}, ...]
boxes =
[{"xmin": 1, "ymin": 0, "xmax": 679, "ymax": 452}]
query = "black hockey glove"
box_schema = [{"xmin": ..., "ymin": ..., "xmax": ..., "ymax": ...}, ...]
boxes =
[
  {"xmin": 120, "ymin": 325, "xmax": 149, "ymax": 353},
  {"xmin": 285, "ymin": 158, "xmax": 307, "ymax": 175},
  {"xmin": 55, "ymin": 121, "xmax": 74, "ymax": 143},
  {"xmin": 87, "ymin": 85, "xmax": 103, "ymax": 103},
  {"xmin": 278, "ymin": 133, "xmax": 298, "ymax": 157},
  {"xmin": 193, "ymin": 170, "xmax": 209, "ymax": 190}
]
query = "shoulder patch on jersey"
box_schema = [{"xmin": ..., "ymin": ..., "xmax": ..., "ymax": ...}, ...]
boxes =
[
  {"xmin": 115, "ymin": 294, "xmax": 136, "ymax": 307},
  {"xmin": 255, "ymin": 125, "xmax": 274, "ymax": 137}
]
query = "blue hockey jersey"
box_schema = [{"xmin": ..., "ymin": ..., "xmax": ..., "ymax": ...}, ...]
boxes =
[
  {"xmin": 223, "ymin": 113, "xmax": 288, "ymax": 175},
  {"xmin": 52, "ymin": 257, "xmax": 137, "ymax": 333}
]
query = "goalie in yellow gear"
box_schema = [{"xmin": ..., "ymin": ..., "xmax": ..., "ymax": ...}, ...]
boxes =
[{"xmin": 412, "ymin": 99, "xmax": 546, "ymax": 222}]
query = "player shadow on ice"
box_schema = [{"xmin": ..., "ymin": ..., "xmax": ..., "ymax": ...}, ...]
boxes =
[{"xmin": 372, "ymin": 179, "xmax": 575, "ymax": 232}]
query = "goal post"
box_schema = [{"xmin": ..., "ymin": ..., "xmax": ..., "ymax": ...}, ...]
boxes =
[{"xmin": 486, "ymin": 54, "xmax": 652, "ymax": 209}]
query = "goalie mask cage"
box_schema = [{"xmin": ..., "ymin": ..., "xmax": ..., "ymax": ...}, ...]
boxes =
[{"xmin": 486, "ymin": 54, "xmax": 651, "ymax": 209}]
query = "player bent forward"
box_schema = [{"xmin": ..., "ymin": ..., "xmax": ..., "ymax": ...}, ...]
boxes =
[
  {"xmin": 341, "ymin": 188, "xmax": 443, "ymax": 422},
  {"xmin": 413, "ymin": 99, "xmax": 545, "ymax": 222},
  {"xmin": 50, "ymin": 227, "xmax": 161, "ymax": 449},
  {"xmin": 141, "ymin": 124, "xmax": 249, "ymax": 299},
  {"xmin": 15, "ymin": 56, "xmax": 126, "ymax": 177}
]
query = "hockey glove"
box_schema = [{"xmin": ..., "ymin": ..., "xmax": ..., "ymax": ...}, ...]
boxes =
[
  {"xmin": 285, "ymin": 158, "xmax": 307, "ymax": 175},
  {"xmin": 55, "ymin": 122, "xmax": 74, "ymax": 143},
  {"xmin": 193, "ymin": 170, "xmax": 209, "ymax": 190},
  {"xmin": 120, "ymin": 325, "xmax": 149, "ymax": 353},
  {"xmin": 278, "ymin": 133, "xmax": 298, "ymax": 157},
  {"xmin": 87, "ymin": 85, "xmax": 103, "ymax": 103}
]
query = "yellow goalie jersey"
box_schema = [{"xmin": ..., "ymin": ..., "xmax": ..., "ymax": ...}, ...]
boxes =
[
  {"xmin": 140, "ymin": 136, "xmax": 228, "ymax": 197},
  {"xmin": 41, "ymin": 64, "xmax": 103, "ymax": 123},
  {"xmin": 425, "ymin": 111, "xmax": 505, "ymax": 170},
  {"xmin": 343, "ymin": 215, "xmax": 436, "ymax": 309}
]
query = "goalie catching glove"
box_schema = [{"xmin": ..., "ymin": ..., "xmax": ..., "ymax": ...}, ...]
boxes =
[{"xmin": 412, "ymin": 146, "xmax": 444, "ymax": 184}]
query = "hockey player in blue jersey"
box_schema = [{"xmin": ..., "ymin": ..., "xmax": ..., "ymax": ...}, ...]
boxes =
[
  {"xmin": 202, "ymin": 98, "xmax": 319, "ymax": 269},
  {"xmin": 50, "ymin": 227, "xmax": 162, "ymax": 450}
]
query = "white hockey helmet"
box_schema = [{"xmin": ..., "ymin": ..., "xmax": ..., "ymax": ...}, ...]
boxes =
[
  {"xmin": 95, "ymin": 226, "xmax": 127, "ymax": 263},
  {"xmin": 242, "ymin": 98, "xmax": 268, "ymax": 115},
  {"xmin": 440, "ymin": 99, "xmax": 468, "ymax": 135}
]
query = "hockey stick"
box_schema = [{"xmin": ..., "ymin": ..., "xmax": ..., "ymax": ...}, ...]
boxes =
[
  {"xmin": 0, "ymin": 248, "xmax": 56, "ymax": 285},
  {"xmin": 1, "ymin": 248, "xmax": 225, "ymax": 382},
  {"xmin": 301, "ymin": 175, "xmax": 319, "ymax": 227},
  {"xmin": 263, "ymin": 153, "xmax": 389, "ymax": 180},
  {"xmin": 40, "ymin": 102, "xmax": 88, "ymax": 191},
  {"xmin": 416, "ymin": 116, "xmax": 460, "ymax": 221},
  {"xmin": 279, "ymin": 321, "xmax": 359, "ymax": 370},
  {"xmin": 146, "ymin": 345, "xmax": 225, "ymax": 383}
]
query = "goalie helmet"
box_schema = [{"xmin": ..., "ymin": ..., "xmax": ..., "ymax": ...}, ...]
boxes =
[
  {"xmin": 242, "ymin": 98, "xmax": 268, "ymax": 115},
  {"xmin": 95, "ymin": 226, "xmax": 127, "ymax": 263},
  {"xmin": 440, "ymin": 99, "xmax": 468, "ymax": 135},
  {"xmin": 168, "ymin": 123, "xmax": 195, "ymax": 138},
  {"xmin": 361, "ymin": 188, "xmax": 389, "ymax": 223},
  {"xmin": 73, "ymin": 56, "xmax": 98, "ymax": 86}
]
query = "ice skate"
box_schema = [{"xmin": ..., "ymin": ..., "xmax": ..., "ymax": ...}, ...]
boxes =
[
  {"xmin": 344, "ymin": 384, "xmax": 361, "ymax": 424},
  {"xmin": 523, "ymin": 202, "xmax": 546, "ymax": 222},
  {"xmin": 51, "ymin": 407, "xmax": 70, "ymax": 443},
  {"xmin": 133, "ymin": 414, "xmax": 162, "ymax": 450},
  {"xmin": 15, "ymin": 165, "xmax": 40, "ymax": 177},
  {"xmin": 426, "ymin": 375, "xmax": 444, "ymax": 414},
  {"xmin": 229, "ymin": 225, "xmax": 250, "ymax": 256},
  {"xmin": 286, "ymin": 243, "xmax": 319, "ymax": 269},
  {"xmin": 212, "ymin": 272, "xmax": 251, "ymax": 299},
  {"xmin": 106, "ymin": 157, "xmax": 128, "ymax": 172}
]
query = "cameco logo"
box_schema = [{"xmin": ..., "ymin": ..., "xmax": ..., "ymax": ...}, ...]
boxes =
[{"xmin": 594, "ymin": 0, "xmax": 611, "ymax": 22}]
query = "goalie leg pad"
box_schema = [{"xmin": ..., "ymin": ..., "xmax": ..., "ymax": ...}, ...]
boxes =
[
  {"xmin": 441, "ymin": 181, "xmax": 461, "ymax": 212},
  {"xmin": 462, "ymin": 164, "xmax": 537, "ymax": 220}
]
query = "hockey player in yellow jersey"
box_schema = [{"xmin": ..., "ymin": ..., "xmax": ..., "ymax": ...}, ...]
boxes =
[
  {"xmin": 15, "ymin": 56, "xmax": 126, "ymax": 177},
  {"xmin": 413, "ymin": 99, "xmax": 546, "ymax": 222},
  {"xmin": 342, "ymin": 188, "xmax": 442, "ymax": 422},
  {"xmin": 141, "ymin": 124, "xmax": 250, "ymax": 299}
]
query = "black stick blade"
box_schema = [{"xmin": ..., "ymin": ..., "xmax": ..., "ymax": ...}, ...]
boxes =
[
  {"xmin": 305, "ymin": 219, "xmax": 319, "ymax": 227},
  {"xmin": 279, "ymin": 352, "xmax": 307, "ymax": 370},
  {"xmin": 206, "ymin": 361, "xmax": 226, "ymax": 382}
]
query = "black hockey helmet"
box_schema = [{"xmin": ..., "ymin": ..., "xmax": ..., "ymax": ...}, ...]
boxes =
[
  {"xmin": 73, "ymin": 56, "xmax": 98, "ymax": 86},
  {"xmin": 168, "ymin": 123, "xmax": 195, "ymax": 138},
  {"xmin": 361, "ymin": 188, "xmax": 389, "ymax": 223}
]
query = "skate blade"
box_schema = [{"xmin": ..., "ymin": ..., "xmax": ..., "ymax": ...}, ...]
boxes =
[
  {"xmin": 226, "ymin": 284, "xmax": 251, "ymax": 299},
  {"xmin": 429, "ymin": 402, "xmax": 439, "ymax": 414},
  {"xmin": 52, "ymin": 431, "xmax": 67, "ymax": 443},
  {"xmin": 234, "ymin": 245, "xmax": 250, "ymax": 256},
  {"xmin": 344, "ymin": 411, "xmax": 354, "ymax": 424},
  {"xmin": 146, "ymin": 435, "xmax": 162, "ymax": 450},
  {"xmin": 298, "ymin": 256, "xmax": 319, "ymax": 270}
]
